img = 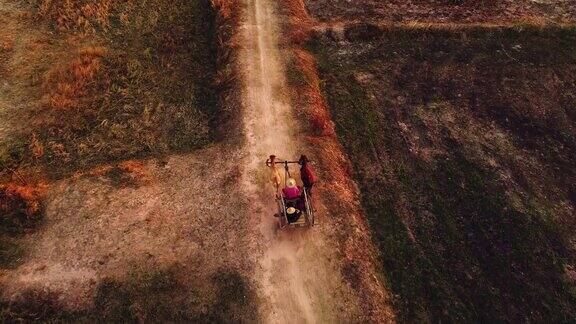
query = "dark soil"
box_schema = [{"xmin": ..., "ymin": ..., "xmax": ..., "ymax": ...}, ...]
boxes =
[
  {"xmin": 306, "ymin": 0, "xmax": 576, "ymax": 23},
  {"xmin": 311, "ymin": 26, "xmax": 576, "ymax": 322}
]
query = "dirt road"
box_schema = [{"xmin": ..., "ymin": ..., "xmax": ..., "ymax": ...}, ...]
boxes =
[{"xmin": 238, "ymin": 0, "xmax": 370, "ymax": 321}]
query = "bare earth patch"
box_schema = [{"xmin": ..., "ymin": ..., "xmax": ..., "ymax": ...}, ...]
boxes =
[{"xmin": 1, "ymin": 146, "xmax": 260, "ymax": 320}]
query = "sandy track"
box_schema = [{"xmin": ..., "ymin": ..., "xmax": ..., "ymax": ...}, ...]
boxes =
[{"xmin": 238, "ymin": 0, "xmax": 365, "ymax": 322}]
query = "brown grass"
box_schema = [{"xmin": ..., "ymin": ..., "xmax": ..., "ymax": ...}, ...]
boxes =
[
  {"xmin": 281, "ymin": 0, "xmax": 314, "ymax": 44},
  {"xmin": 118, "ymin": 160, "xmax": 148, "ymax": 179},
  {"xmin": 43, "ymin": 46, "xmax": 107, "ymax": 110},
  {"xmin": 68, "ymin": 159, "xmax": 151, "ymax": 188},
  {"xmin": 2, "ymin": 0, "xmax": 219, "ymax": 180},
  {"xmin": 35, "ymin": 0, "xmax": 119, "ymax": 32},
  {"xmin": 211, "ymin": 0, "xmax": 244, "ymax": 140},
  {"xmin": 291, "ymin": 48, "xmax": 334, "ymax": 136},
  {"xmin": 29, "ymin": 134, "xmax": 44, "ymax": 159},
  {"xmin": 0, "ymin": 182, "xmax": 47, "ymax": 232},
  {"xmin": 211, "ymin": 0, "xmax": 238, "ymax": 20},
  {"xmin": 0, "ymin": 38, "xmax": 13, "ymax": 52}
]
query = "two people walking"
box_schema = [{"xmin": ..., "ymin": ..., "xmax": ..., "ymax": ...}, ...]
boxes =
[{"xmin": 268, "ymin": 154, "xmax": 317, "ymax": 195}]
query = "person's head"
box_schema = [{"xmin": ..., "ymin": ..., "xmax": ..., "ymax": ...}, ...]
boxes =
[
  {"xmin": 299, "ymin": 155, "xmax": 309, "ymax": 165},
  {"xmin": 287, "ymin": 178, "xmax": 297, "ymax": 188},
  {"xmin": 287, "ymin": 207, "xmax": 296, "ymax": 215}
]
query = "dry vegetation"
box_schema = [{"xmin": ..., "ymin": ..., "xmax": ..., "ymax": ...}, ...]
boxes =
[
  {"xmin": 0, "ymin": 0, "xmax": 219, "ymax": 182},
  {"xmin": 305, "ymin": 0, "xmax": 576, "ymax": 24},
  {"xmin": 277, "ymin": 1, "xmax": 399, "ymax": 322},
  {"xmin": 309, "ymin": 26, "xmax": 576, "ymax": 322},
  {"xmin": 0, "ymin": 0, "xmax": 216, "ymax": 238},
  {"xmin": 282, "ymin": 1, "xmax": 576, "ymax": 322},
  {"xmin": 0, "ymin": 0, "xmax": 254, "ymax": 320}
]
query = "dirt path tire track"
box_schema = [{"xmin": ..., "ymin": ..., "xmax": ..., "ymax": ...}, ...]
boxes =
[{"xmin": 238, "ymin": 0, "xmax": 378, "ymax": 322}]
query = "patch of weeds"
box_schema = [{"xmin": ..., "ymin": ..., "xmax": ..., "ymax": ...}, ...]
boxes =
[{"xmin": 285, "ymin": 57, "xmax": 309, "ymax": 88}]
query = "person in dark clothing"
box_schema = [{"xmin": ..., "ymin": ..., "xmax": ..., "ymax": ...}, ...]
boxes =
[
  {"xmin": 299, "ymin": 155, "xmax": 317, "ymax": 195},
  {"xmin": 286, "ymin": 206, "xmax": 302, "ymax": 223}
]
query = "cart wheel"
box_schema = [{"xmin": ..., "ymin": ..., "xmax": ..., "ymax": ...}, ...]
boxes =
[{"xmin": 303, "ymin": 191, "xmax": 314, "ymax": 226}]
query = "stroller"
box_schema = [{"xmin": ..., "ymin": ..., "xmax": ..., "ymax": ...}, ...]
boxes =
[{"xmin": 266, "ymin": 156, "xmax": 315, "ymax": 229}]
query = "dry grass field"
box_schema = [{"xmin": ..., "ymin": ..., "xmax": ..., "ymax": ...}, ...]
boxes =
[
  {"xmin": 0, "ymin": 0, "xmax": 216, "ymax": 247},
  {"xmin": 306, "ymin": 0, "xmax": 576, "ymax": 23},
  {"xmin": 309, "ymin": 25, "xmax": 576, "ymax": 322},
  {"xmin": 3, "ymin": 0, "xmax": 576, "ymax": 321}
]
